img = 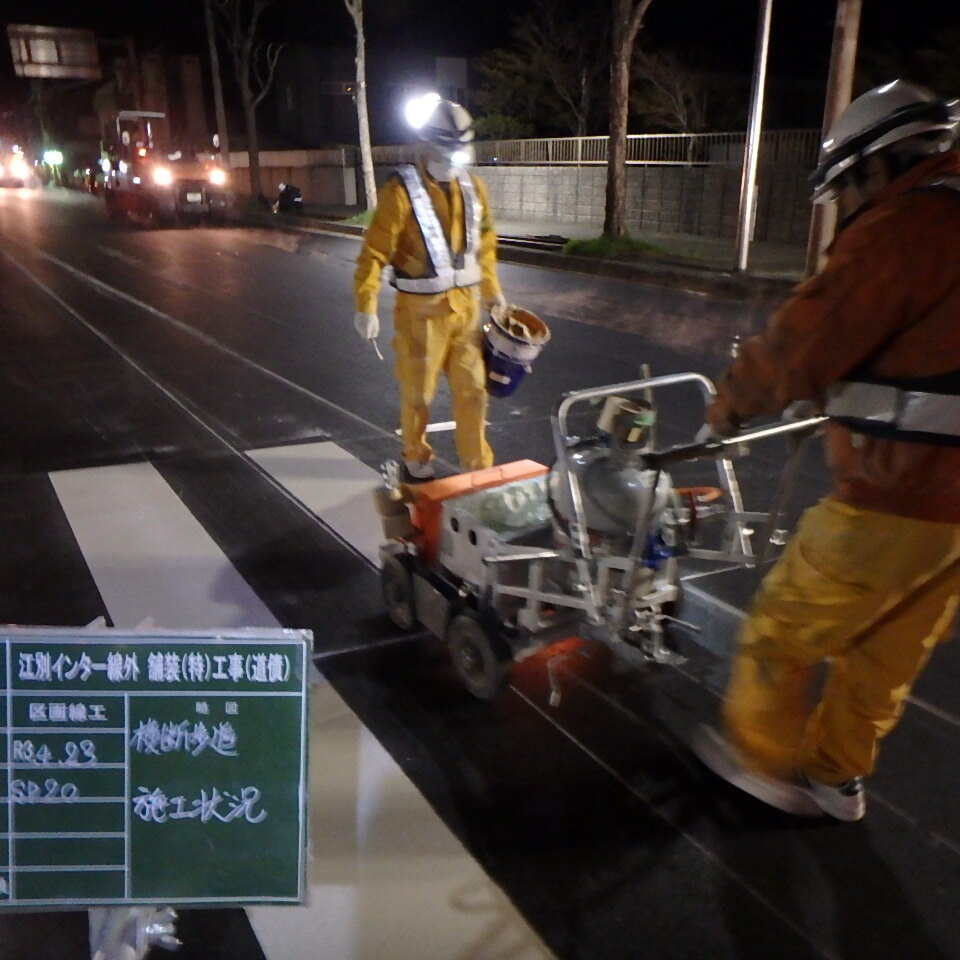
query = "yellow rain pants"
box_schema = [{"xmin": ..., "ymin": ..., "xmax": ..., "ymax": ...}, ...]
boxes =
[
  {"xmin": 723, "ymin": 498, "xmax": 960, "ymax": 785},
  {"xmin": 354, "ymin": 165, "xmax": 502, "ymax": 473},
  {"xmin": 393, "ymin": 288, "xmax": 493, "ymax": 471}
]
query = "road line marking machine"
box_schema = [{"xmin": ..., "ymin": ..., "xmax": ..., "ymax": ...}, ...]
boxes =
[{"xmin": 376, "ymin": 372, "xmax": 824, "ymax": 701}]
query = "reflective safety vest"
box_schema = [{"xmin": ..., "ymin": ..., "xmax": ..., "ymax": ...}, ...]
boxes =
[
  {"xmin": 391, "ymin": 164, "xmax": 482, "ymax": 294},
  {"xmin": 824, "ymin": 176, "xmax": 960, "ymax": 447}
]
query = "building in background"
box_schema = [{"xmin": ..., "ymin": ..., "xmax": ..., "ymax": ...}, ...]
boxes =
[
  {"xmin": 273, "ymin": 46, "xmax": 357, "ymax": 147},
  {"xmin": 93, "ymin": 52, "xmax": 211, "ymax": 153},
  {"xmin": 367, "ymin": 50, "xmax": 469, "ymax": 144},
  {"xmin": 273, "ymin": 45, "xmax": 469, "ymax": 147}
]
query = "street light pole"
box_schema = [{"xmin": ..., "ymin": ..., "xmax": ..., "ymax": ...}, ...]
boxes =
[
  {"xmin": 804, "ymin": 0, "xmax": 862, "ymax": 276},
  {"xmin": 735, "ymin": 0, "xmax": 774, "ymax": 272},
  {"xmin": 204, "ymin": 0, "xmax": 231, "ymax": 165}
]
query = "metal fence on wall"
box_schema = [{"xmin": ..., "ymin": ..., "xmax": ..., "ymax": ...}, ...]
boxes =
[{"xmin": 372, "ymin": 129, "xmax": 820, "ymax": 168}]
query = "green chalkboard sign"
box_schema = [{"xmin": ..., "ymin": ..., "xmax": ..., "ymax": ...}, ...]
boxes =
[{"xmin": 0, "ymin": 626, "xmax": 310, "ymax": 907}]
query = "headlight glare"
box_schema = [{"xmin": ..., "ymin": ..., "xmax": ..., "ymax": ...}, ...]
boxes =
[
  {"xmin": 208, "ymin": 168, "xmax": 228, "ymax": 186},
  {"xmin": 152, "ymin": 166, "xmax": 174, "ymax": 186}
]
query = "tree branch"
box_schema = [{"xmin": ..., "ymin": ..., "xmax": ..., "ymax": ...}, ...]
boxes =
[
  {"xmin": 627, "ymin": 0, "xmax": 655, "ymax": 42},
  {"xmin": 252, "ymin": 41, "xmax": 284, "ymax": 107}
]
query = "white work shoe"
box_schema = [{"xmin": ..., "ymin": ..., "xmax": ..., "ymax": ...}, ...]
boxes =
[
  {"xmin": 402, "ymin": 459, "xmax": 435, "ymax": 482},
  {"xmin": 802, "ymin": 775, "xmax": 866, "ymax": 821},
  {"xmin": 692, "ymin": 725, "xmax": 824, "ymax": 817}
]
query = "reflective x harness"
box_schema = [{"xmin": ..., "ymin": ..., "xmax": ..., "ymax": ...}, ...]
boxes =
[
  {"xmin": 824, "ymin": 176, "xmax": 960, "ymax": 447},
  {"xmin": 392, "ymin": 164, "xmax": 482, "ymax": 294}
]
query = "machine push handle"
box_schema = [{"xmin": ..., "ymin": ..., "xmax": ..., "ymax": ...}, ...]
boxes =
[{"xmin": 640, "ymin": 416, "xmax": 827, "ymax": 470}]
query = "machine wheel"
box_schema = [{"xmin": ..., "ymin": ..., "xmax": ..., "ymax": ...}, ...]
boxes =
[
  {"xmin": 446, "ymin": 612, "xmax": 511, "ymax": 701},
  {"xmin": 381, "ymin": 556, "xmax": 417, "ymax": 630}
]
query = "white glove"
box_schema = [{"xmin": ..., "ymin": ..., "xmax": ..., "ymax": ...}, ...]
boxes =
[
  {"xmin": 695, "ymin": 422, "xmax": 747, "ymax": 458},
  {"xmin": 694, "ymin": 423, "xmax": 722, "ymax": 444},
  {"xmin": 782, "ymin": 399, "xmax": 821, "ymax": 421},
  {"xmin": 483, "ymin": 292, "xmax": 508, "ymax": 319},
  {"xmin": 354, "ymin": 311, "xmax": 379, "ymax": 340}
]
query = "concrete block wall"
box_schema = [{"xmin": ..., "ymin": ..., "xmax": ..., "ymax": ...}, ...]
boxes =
[
  {"xmin": 231, "ymin": 146, "xmax": 811, "ymax": 243},
  {"xmin": 234, "ymin": 163, "xmax": 357, "ymax": 206},
  {"xmin": 756, "ymin": 167, "xmax": 811, "ymax": 243},
  {"xmin": 366, "ymin": 159, "xmax": 811, "ymax": 243},
  {"xmin": 475, "ymin": 163, "xmax": 811, "ymax": 243},
  {"xmin": 230, "ymin": 149, "xmax": 358, "ymax": 206}
]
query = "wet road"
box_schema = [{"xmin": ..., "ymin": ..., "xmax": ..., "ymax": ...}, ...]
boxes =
[{"xmin": 1, "ymin": 185, "xmax": 959, "ymax": 960}]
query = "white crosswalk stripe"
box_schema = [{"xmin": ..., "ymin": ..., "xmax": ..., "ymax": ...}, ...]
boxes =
[
  {"xmin": 249, "ymin": 441, "xmax": 384, "ymax": 568},
  {"xmin": 51, "ymin": 460, "xmax": 278, "ymax": 630},
  {"xmin": 44, "ymin": 442, "xmax": 554, "ymax": 960}
]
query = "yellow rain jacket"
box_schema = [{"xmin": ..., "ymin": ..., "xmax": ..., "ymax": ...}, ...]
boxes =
[{"xmin": 354, "ymin": 164, "xmax": 502, "ymax": 316}]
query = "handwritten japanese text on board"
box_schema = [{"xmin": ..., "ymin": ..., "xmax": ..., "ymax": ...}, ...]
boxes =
[{"xmin": 0, "ymin": 628, "xmax": 309, "ymax": 907}]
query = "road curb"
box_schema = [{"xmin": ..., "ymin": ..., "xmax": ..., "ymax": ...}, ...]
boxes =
[{"xmin": 235, "ymin": 210, "xmax": 797, "ymax": 303}]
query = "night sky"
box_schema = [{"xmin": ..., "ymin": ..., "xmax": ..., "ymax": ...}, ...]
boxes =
[
  {"xmin": 0, "ymin": 1, "xmax": 958, "ymax": 116},
  {"xmin": 2, "ymin": 1, "xmax": 959, "ymax": 67}
]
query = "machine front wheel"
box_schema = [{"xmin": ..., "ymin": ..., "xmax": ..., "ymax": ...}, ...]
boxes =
[
  {"xmin": 381, "ymin": 556, "xmax": 417, "ymax": 630},
  {"xmin": 446, "ymin": 613, "xmax": 511, "ymax": 701}
]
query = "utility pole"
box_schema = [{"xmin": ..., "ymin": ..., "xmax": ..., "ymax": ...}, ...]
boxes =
[
  {"xmin": 734, "ymin": 0, "xmax": 774, "ymax": 272},
  {"xmin": 204, "ymin": 0, "xmax": 231, "ymax": 165},
  {"xmin": 804, "ymin": 0, "xmax": 862, "ymax": 276}
]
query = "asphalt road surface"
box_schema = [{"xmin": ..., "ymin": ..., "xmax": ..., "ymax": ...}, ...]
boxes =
[{"xmin": 0, "ymin": 185, "xmax": 959, "ymax": 960}]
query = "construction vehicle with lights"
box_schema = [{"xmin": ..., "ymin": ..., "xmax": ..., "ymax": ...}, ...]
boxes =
[
  {"xmin": 0, "ymin": 145, "xmax": 30, "ymax": 187},
  {"xmin": 376, "ymin": 373, "xmax": 824, "ymax": 702},
  {"xmin": 101, "ymin": 110, "xmax": 229, "ymax": 226}
]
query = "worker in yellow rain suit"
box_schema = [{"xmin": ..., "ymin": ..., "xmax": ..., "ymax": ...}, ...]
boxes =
[
  {"xmin": 354, "ymin": 95, "xmax": 505, "ymax": 482},
  {"xmin": 693, "ymin": 81, "xmax": 960, "ymax": 822}
]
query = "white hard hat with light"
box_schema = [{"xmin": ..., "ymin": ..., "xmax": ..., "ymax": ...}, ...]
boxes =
[
  {"xmin": 405, "ymin": 93, "xmax": 475, "ymax": 166},
  {"xmin": 810, "ymin": 80, "xmax": 960, "ymax": 202}
]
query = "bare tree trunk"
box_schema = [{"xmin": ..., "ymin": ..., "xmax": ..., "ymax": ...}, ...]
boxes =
[
  {"xmin": 576, "ymin": 67, "xmax": 590, "ymax": 139},
  {"xmin": 604, "ymin": 34, "xmax": 630, "ymax": 235},
  {"xmin": 603, "ymin": 0, "xmax": 654, "ymax": 237},
  {"xmin": 345, "ymin": 0, "xmax": 377, "ymax": 209},
  {"xmin": 244, "ymin": 98, "xmax": 262, "ymax": 199},
  {"xmin": 30, "ymin": 79, "xmax": 51, "ymax": 147},
  {"xmin": 205, "ymin": 0, "xmax": 231, "ymax": 164},
  {"xmin": 210, "ymin": 0, "xmax": 283, "ymax": 205}
]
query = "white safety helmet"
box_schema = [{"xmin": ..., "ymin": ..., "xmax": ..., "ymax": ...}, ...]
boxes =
[
  {"xmin": 406, "ymin": 93, "xmax": 475, "ymax": 166},
  {"xmin": 810, "ymin": 80, "xmax": 960, "ymax": 202}
]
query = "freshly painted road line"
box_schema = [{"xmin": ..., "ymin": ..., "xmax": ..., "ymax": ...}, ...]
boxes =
[
  {"xmin": 248, "ymin": 677, "xmax": 554, "ymax": 960},
  {"xmin": 249, "ymin": 442, "xmax": 384, "ymax": 568},
  {"xmin": 50, "ymin": 463, "xmax": 279, "ymax": 630},
  {"xmin": 50, "ymin": 461, "xmax": 277, "ymax": 631}
]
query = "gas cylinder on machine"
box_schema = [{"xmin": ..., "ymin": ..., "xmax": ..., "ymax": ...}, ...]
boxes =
[{"xmin": 548, "ymin": 395, "xmax": 674, "ymax": 544}]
